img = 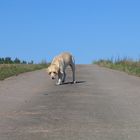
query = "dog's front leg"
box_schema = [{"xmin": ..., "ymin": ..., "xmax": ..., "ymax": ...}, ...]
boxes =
[
  {"xmin": 56, "ymin": 72, "xmax": 63, "ymax": 85},
  {"xmin": 56, "ymin": 78, "xmax": 62, "ymax": 85}
]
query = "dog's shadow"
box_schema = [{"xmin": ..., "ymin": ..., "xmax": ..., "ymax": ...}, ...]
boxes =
[
  {"xmin": 43, "ymin": 81, "xmax": 86, "ymax": 95},
  {"xmin": 63, "ymin": 80, "xmax": 86, "ymax": 85}
]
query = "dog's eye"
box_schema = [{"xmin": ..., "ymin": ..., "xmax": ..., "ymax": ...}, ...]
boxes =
[
  {"xmin": 49, "ymin": 72, "xmax": 51, "ymax": 75},
  {"xmin": 53, "ymin": 72, "xmax": 56, "ymax": 74}
]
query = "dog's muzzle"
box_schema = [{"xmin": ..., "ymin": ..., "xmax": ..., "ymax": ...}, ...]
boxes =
[{"xmin": 51, "ymin": 77, "xmax": 55, "ymax": 80}]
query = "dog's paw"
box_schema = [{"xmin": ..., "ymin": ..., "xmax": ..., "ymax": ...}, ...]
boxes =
[
  {"xmin": 56, "ymin": 82, "xmax": 61, "ymax": 85},
  {"xmin": 56, "ymin": 81, "xmax": 62, "ymax": 85},
  {"xmin": 73, "ymin": 80, "xmax": 76, "ymax": 84}
]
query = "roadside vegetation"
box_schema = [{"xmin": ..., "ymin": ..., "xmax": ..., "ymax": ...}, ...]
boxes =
[
  {"xmin": 0, "ymin": 57, "xmax": 48, "ymax": 80},
  {"xmin": 94, "ymin": 58, "xmax": 140, "ymax": 77}
]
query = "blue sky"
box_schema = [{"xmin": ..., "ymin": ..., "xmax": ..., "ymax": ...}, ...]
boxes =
[{"xmin": 0, "ymin": 0, "xmax": 140, "ymax": 64}]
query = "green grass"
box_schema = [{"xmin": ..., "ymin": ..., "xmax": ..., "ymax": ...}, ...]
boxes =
[
  {"xmin": 94, "ymin": 58, "xmax": 140, "ymax": 77},
  {"xmin": 0, "ymin": 64, "xmax": 48, "ymax": 80}
]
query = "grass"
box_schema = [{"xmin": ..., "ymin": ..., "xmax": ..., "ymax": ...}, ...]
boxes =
[
  {"xmin": 0, "ymin": 64, "xmax": 48, "ymax": 80},
  {"xmin": 94, "ymin": 58, "xmax": 140, "ymax": 77}
]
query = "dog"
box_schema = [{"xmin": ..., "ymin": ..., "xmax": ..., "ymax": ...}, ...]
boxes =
[{"xmin": 47, "ymin": 52, "xmax": 76, "ymax": 85}]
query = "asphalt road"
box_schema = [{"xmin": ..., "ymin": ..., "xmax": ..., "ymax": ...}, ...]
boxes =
[{"xmin": 0, "ymin": 65, "xmax": 140, "ymax": 140}]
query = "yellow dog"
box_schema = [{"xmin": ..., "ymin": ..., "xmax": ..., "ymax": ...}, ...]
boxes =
[{"xmin": 47, "ymin": 52, "xmax": 76, "ymax": 85}]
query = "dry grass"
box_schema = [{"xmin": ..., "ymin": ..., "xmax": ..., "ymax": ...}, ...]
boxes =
[
  {"xmin": 94, "ymin": 58, "xmax": 140, "ymax": 77},
  {"xmin": 0, "ymin": 64, "xmax": 48, "ymax": 80}
]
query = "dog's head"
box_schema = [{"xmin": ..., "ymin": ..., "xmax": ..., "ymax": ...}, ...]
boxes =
[{"xmin": 47, "ymin": 64, "xmax": 59, "ymax": 80}]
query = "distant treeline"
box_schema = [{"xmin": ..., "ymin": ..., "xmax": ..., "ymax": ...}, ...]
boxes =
[{"xmin": 0, "ymin": 57, "xmax": 34, "ymax": 64}]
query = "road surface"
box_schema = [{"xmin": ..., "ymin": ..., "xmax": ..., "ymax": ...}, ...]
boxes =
[{"xmin": 0, "ymin": 65, "xmax": 140, "ymax": 140}]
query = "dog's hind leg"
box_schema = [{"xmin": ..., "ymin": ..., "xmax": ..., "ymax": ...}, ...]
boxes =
[
  {"xmin": 70, "ymin": 63, "xmax": 76, "ymax": 83},
  {"xmin": 62, "ymin": 71, "xmax": 66, "ymax": 83}
]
